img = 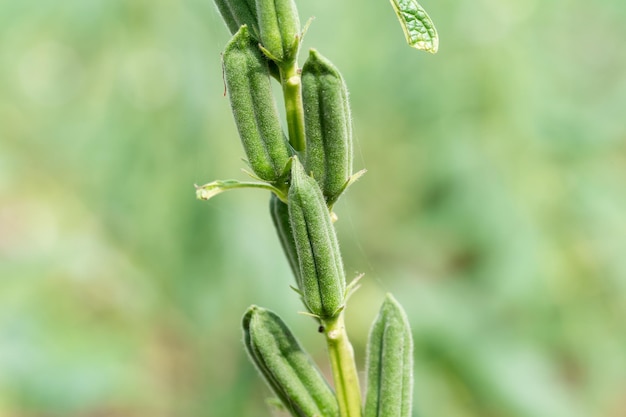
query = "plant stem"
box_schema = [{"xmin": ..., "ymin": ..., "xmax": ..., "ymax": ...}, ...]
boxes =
[
  {"xmin": 280, "ymin": 62, "xmax": 306, "ymax": 152},
  {"xmin": 323, "ymin": 312, "xmax": 362, "ymax": 417}
]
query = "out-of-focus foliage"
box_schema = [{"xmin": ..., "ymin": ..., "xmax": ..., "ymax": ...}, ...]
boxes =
[{"xmin": 1, "ymin": 0, "xmax": 625, "ymax": 416}]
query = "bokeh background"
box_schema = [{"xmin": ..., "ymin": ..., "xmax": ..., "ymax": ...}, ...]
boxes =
[{"xmin": 2, "ymin": 0, "xmax": 625, "ymax": 416}]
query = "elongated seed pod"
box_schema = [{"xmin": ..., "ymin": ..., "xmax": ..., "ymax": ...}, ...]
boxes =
[
  {"xmin": 212, "ymin": 0, "xmax": 282, "ymax": 80},
  {"xmin": 270, "ymin": 194, "xmax": 301, "ymax": 287},
  {"xmin": 213, "ymin": 0, "xmax": 260, "ymax": 40},
  {"xmin": 364, "ymin": 294, "xmax": 414, "ymax": 417},
  {"xmin": 223, "ymin": 26, "xmax": 292, "ymax": 182},
  {"xmin": 302, "ymin": 49, "xmax": 353, "ymax": 204},
  {"xmin": 288, "ymin": 157, "xmax": 346, "ymax": 319},
  {"xmin": 256, "ymin": 0, "xmax": 300, "ymax": 63},
  {"xmin": 243, "ymin": 305, "xmax": 340, "ymax": 417}
]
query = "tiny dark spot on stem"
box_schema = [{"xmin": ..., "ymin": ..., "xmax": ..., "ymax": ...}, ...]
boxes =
[{"xmin": 318, "ymin": 325, "xmax": 325, "ymax": 333}]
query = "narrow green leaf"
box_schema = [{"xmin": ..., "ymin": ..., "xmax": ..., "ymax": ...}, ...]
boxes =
[
  {"xmin": 195, "ymin": 179, "xmax": 286, "ymax": 202},
  {"xmin": 389, "ymin": 0, "xmax": 439, "ymax": 53}
]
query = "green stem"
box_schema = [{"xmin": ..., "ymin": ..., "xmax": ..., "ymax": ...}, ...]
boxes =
[
  {"xmin": 323, "ymin": 312, "xmax": 362, "ymax": 417},
  {"xmin": 280, "ymin": 62, "xmax": 306, "ymax": 152}
]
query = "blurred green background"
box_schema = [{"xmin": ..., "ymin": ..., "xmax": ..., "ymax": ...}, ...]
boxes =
[{"xmin": 1, "ymin": 0, "xmax": 625, "ymax": 416}]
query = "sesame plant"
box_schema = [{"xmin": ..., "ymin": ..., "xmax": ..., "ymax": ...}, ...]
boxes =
[{"xmin": 197, "ymin": 0, "xmax": 438, "ymax": 416}]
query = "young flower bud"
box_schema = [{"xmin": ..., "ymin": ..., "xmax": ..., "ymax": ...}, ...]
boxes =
[
  {"xmin": 288, "ymin": 157, "xmax": 346, "ymax": 319},
  {"xmin": 302, "ymin": 49, "xmax": 353, "ymax": 204},
  {"xmin": 223, "ymin": 26, "xmax": 292, "ymax": 182},
  {"xmin": 364, "ymin": 294, "xmax": 414, "ymax": 417},
  {"xmin": 243, "ymin": 305, "xmax": 340, "ymax": 417},
  {"xmin": 270, "ymin": 194, "xmax": 301, "ymax": 287},
  {"xmin": 256, "ymin": 0, "xmax": 300, "ymax": 64},
  {"xmin": 213, "ymin": 0, "xmax": 261, "ymax": 40}
]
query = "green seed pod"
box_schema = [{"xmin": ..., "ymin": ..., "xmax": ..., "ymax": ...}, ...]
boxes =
[
  {"xmin": 364, "ymin": 294, "xmax": 414, "ymax": 417},
  {"xmin": 288, "ymin": 157, "xmax": 346, "ymax": 319},
  {"xmin": 270, "ymin": 193, "xmax": 301, "ymax": 287},
  {"xmin": 256, "ymin": 0, "xmax": 300, "ymax": 63},
  {"xmin": 302, "ymin": 49, "xmax": 353, "ymax": 204},
  {"xmin": 213, "ymin": 0, "xmax": 260, "ymax": 39},
  {"xmin": 223, "ymin": 26, "xmax": 292, "ymax": 182},
  {"xmin": 243, "ymin": 305, "xmax": 340, "ymax": 417}
]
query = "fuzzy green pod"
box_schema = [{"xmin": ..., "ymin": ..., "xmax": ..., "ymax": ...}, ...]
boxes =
[
  {"xmin": 213, "ymin": 0, "xmax": 260, "ymax": 39},
  {"xmin": 288, "ymin": 157, "xmax": 346, "ymax": 319},
  {"xmin": 256, "ymin": 0, "xmax": 300, "ymax": 63},
  {"xmin": 302, "ymin": 49, "xmax": 353, "ymax": 204},
  {"xmin": 364, "ymin": 294, "xmax": 414, "ymax": 417},
  {"xmin": 223, "ymin": 26, "xmax": 292, "ymax": 182},
  {"xmin": 270, "ymin": 193, "xmax": 301, "ymax": 286},
  {"xmin": 243, "ymin": 305, "xmax": 340, "ymax": 417}
]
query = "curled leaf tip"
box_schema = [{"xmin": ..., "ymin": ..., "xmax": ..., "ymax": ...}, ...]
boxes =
[
  {"xmin": 195, "ymin": 179, "xmax": 287, "ymax": 201},
  {"xmin": 196, "ymin": 181, "xmax": 227, "ymax": 200},
  {"xmin": 389, "ymin": 0, "xmax": 439, "ymax": 53}
]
